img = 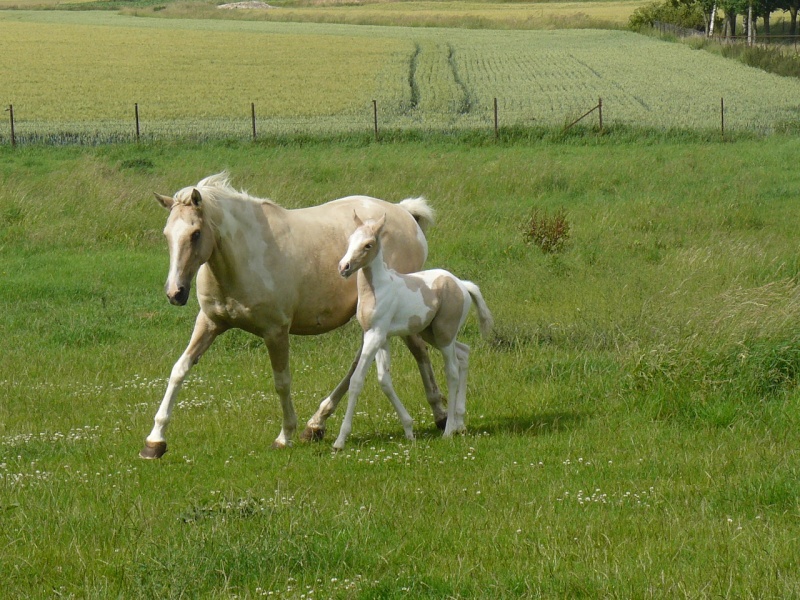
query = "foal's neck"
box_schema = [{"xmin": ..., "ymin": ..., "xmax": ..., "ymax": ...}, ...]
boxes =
[{"xmin": 359, "ymin": 245, "xmax": 394, "ymax": 291}]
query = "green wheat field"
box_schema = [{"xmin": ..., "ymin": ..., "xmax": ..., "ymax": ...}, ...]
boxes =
[{"xmin": 2, "ymin": 10, "xmax": 800, "ymax": 141}]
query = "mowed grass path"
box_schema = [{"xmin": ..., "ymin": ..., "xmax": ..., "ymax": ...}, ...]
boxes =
[
  {"xmin": 1, "ymin": 138, "xmax": 800, "ymax": 597},
  {"xmin": 2, "ymin": 11, "xmax": 800, "ymax": 133}
]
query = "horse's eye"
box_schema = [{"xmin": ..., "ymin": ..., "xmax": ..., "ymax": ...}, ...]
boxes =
[
  {"xmin": 365, "ymin": 243, "xmax": 373, "ymax": 250},
  {"xmin": 191, "ymin": 231, "xmax": 201, "ymax": 243}
]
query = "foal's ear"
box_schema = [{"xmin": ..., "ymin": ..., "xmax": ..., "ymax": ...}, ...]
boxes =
[
  {"xmin": 154, "ymin": 193, "xmax": 174, "ymax": 210},
  {"xmin": 191, "ymin": 188, "xmax": 203, "ymax": 208},
  {"xmin": 352, "ymin": 210, "xmax": 364, "ymax": 227}
]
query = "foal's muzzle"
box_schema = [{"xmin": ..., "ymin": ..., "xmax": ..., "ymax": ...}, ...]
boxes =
[{"xmin": 339, "ymin": 262, "xmax": 353, "ymax": 279}]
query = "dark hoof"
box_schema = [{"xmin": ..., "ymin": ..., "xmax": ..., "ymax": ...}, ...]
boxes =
[
  {"xmin": 299, "ymin": 426, "xmax": 326, "ymax": 442},
  {"xmin": 139, "ymin": 440, "xmax": 167, "ymax": 459},
  {"xmin": 435, "ymin": 417, "xmax": 448, "ymax": 431}
]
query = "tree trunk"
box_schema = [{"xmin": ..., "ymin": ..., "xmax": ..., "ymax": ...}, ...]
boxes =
[
  {"xmin": 763, "ymin": 11, "xmax": 770, "ymax": 36},
  {"xmin": 747, "ymin": 4, "xmax": 754, "ymax": 46},
  {"xmin": 791, "ymin": 6, "xmax": 798, "ymax": 37},
  {"xmin": 725, "ymin": 11, "xmax": 737, "ymax": 38},
  {"xmin": 708, "ymin": 3, "xmax": 717, "ymax": 36}
]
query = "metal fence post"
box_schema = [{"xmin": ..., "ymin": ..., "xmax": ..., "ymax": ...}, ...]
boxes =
[
  {"xmin": 251, "ymin": 103, "xmax": 257, "ymax": 141},
  {"xmin": 373, "ymin": 100, "xmax": 379, "ymax": 141},
  {"xmin": 135, "ymin": 103, "xmax": 140, "ymax": 143},
  {"xmin": 6, "ymin": 104, "xmax": 15, "ymax": 147},
  {"xmin": 493, "ymin": 97, "xmax": 498, "ymax": 140}
]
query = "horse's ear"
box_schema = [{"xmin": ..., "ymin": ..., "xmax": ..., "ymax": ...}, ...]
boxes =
[
  {"xmin": 374, "ymin": 213, "xmax": 387, "ymax": 233},
  {"xmin": 353, "ymin": 210, "xmax": 364, "ymax": 227},
  {"xmin": 191, "ymin": 188, "xmax": 203, "ymax": 208},
  {"xmin": 154, "ymin": 193, "xmax": 174, "ymax": 210}
]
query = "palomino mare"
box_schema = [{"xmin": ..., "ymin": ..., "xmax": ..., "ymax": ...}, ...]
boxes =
[
  {"xmin": 140, "ymin": 173, "xmax": 446, "ymax": 459},
  {"xmin": 332, "ymin": 213, "xmax": 494, "ymax": 450}
]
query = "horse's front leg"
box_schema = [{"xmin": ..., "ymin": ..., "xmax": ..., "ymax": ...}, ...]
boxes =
[
  {"xmin": 264, "ymin": 327, "xmax": 296, "ymax": 449},
  {"xmin": 301, "ymin": 336, "xmax": 363, "ymax": 442},
  {"xmin": 140, "ymin": 312, "xmax": 224, "ymax": 459},
  {"xmin": 333, "ymin": 333, "xmax": 382, "ymax": 451}
]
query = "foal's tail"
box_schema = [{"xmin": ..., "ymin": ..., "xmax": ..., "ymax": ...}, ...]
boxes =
[
  {"xmin": 399, "ymin": 197, "xmax": 435, "ymax": 234},
  {"xmin": 463, "ymin": 281, "xmax": 494, "ymax": 340}
]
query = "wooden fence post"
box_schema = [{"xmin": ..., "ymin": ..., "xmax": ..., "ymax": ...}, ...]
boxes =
[
  {"xmin": 720, "ymin": 97, "xmax": 725, "ymax": 140},
  {"xmin": 6, "ymin": 104, "xmax": 15, "ymax": 147},
  {"xmin": 373, "ymin": 100, "xmax": 379, "ymax": 141},
  {"xmin": 598, "ymin": 97, "xmax": 603, "ymax": 131},
  {"xmin": 135, "ymin": 103, "xmax": 140, "ymax": 143},
  {"xmin": 251, "ymin": 103, "xmax": 257, "ymax": 141}
]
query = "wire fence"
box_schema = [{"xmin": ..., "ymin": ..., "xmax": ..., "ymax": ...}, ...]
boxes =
[{"xmin": 0, "ymin": 93, "xmax": 791, "ymax": 146}]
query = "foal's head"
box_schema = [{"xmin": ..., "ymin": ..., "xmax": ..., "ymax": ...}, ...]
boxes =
[
  {"xmin": 155, "ymin": 187, "xmax": 216, "ymax": 306},
  {"xmin": 339, "ymin": 212, "xmax": 386, "ymax": 279}
]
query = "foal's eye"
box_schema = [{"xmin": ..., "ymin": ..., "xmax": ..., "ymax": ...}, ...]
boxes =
[
  {"xmin": 190, "ymin": 231, "xmax": 201, "ymax": 243},
  {"xmin": 365, "ymin": 243, "xmax": 373, "ymax": 249}
]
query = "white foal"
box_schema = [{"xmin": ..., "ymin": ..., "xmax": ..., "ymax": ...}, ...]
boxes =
[{"xmin": 334, "ymin": 212, "xmax": 494, "ymax": 450}]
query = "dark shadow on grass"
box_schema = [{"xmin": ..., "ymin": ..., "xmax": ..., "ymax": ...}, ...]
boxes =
[{"xmin": 474, "ymin": 411, "xmax": 585, "ymax": 437}]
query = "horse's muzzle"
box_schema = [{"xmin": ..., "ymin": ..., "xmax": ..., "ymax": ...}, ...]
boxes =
[{"xmin": 166, "ymin": 285, "xmax": 190, "ymax": 306}]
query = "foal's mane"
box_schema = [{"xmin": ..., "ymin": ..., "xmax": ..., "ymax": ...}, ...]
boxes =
[{"xmin": 173, "ymin": 172, "xmax": 275, "ymax": 210}]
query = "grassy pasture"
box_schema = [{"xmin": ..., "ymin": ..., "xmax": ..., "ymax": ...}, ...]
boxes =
[
  {"xmin": 2, "ymin": 11, "xmax": 800, "ymax": 141},
  {"xmin": 1, "ymin": 137, "xmax": 800, "ymax": 597}
]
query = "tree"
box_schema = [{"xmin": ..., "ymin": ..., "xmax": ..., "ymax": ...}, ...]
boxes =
[{"xmin": 779, "ymin": 0, "xmax": 800, "ymax": 36}]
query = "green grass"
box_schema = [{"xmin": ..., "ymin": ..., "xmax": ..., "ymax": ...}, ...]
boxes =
[{"xmin": 1, "ymin": 137, "xmax": 800, "ymax": 597}]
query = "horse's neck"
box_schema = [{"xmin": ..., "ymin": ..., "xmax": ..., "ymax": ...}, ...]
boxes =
[
  {"xmin": 205, "ymin": 197, "xmax": 279, "ymax": 285},
  {"xmin": 358, "ymin": 247, "xmax": 395, "ymax": 298}
]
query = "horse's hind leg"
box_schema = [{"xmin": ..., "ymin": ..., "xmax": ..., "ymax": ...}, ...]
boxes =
[
  {"xmin": 141, "ymin": 312, "xmax": 224, "ymax": 459},
  {"xmin": 452, "ymin": 341, "xmax": 470, "ymax": 434},
  {"xmin": 375, "ymin": 344, "xmax": 414, "ymax": 440},
  {"xmin": 403, "ymin": 334, "xmax": 448, "ymax": 430},
  {"xmin": 441, "ymin": 343, "xmax": 466, "ymax": 437}
]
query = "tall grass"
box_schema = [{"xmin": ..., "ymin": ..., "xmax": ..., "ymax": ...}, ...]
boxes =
[{"xmin": 1, "ymin": 137, "xmax": 800, "ymax": 597}]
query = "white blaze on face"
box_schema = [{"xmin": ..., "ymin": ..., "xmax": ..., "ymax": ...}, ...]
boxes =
[{"xmin": 165, "ymin": 216, "xmax": 195, "ymax": 293}]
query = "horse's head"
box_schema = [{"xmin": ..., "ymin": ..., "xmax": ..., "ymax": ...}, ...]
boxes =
[
  {"xmin": 339, "ymin": 212, "xmax": 386, "ymax": 279},
  {"xmin": 155, "ymin": 187, "xmax": 216, "ymax": 306}
]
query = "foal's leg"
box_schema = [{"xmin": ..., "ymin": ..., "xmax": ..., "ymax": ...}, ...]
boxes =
[
  {"xmin": 333, "ymin": 333, "xmax": 382, "ymax": 451},
  {"xmin": 140, "ymin": 311, "xmax": 225, "ymax": 459},
  {"xmin": 301, "ymin": 338, "xmax": 363, "ymax": 442},
  {"xmin": 302, "ymin": 333, "xmax": 445, "ymax": 441},
  {"xmin": 452, "ymin": 341, "xmax": 471, "ymax": 434},
  {"xmin": 403, "ymin": 334, "xmax": 448, "ymax": 430},
  {"xmin": 264, "ymin": 327, "xmax": 297, "ymax": 449},
  {"xmin": 375, "ymin": 343, "xmax": 415, "ymax": 441},
  {"xmin": 441, "ymin": 343, "xmax": 466, "ymax": 437}
]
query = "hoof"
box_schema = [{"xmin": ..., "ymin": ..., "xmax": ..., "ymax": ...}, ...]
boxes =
[
  {"xmin": 139, "ymin": 440, "xmax": 167, "ymax": 459},
  {"xmin": 299, "ymin": 426, "xmax": 326, "ymax": 442},
  {"xmin": 271, "ymin": 440, "xmax": 292, "ymax": 449},
  {"xmin": 435, "ymin": 417, "xmax": 448, "ymax": 431}
]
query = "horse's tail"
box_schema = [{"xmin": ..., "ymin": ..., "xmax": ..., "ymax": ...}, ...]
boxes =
[
  {"xmin": 463, "ymin": 281, "xmax": 494, "ymax": 340},
  {"xmin": 399, "ymin": 197, "xmax": 435, "ymax": 234}
]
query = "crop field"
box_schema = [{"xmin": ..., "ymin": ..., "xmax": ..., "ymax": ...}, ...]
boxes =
[
  {"xmin": 2, "ymin": 136, "xmax": 800, "ymax": 598},
  {"xmin": 2, "ymin": 10, "xmax": 800, "ymax": 142}
]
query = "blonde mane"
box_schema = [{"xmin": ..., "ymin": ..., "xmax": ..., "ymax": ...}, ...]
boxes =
[{"xmin": 173, "ymin": 171, "xmax": 275, "ymax": 209}]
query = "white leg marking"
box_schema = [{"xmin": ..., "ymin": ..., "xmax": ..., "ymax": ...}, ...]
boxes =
[{"xmin": 146, "ymin": 313, "xmax": 220, "ymax": 446}]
